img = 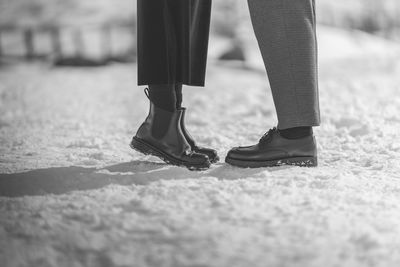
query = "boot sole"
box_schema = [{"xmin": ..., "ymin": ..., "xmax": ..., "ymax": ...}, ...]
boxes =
[
  {"xmin": 130, "ymin": 137, "xmax": 211, "ymax": 171},
  {"xmin": 225, "ymin": 156, "xmax": 318, "ymax": 168}
]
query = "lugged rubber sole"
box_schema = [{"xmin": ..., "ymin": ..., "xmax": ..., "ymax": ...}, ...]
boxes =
[
  {"xmin": 130, "ymin": 137, "xmax": 211, "ymax": 171},
  {"xmin": 225, "ymin": 156, "xmax": 318, "ymax": 168}
]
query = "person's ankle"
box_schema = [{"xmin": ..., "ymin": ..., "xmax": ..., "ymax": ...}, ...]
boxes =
[
  {"xmin": 175, "ymin": 84, "xmax": 183, "ymax": 109},
  {"xmin": 278, "ymin": 126, "xmax": 313, "ymax": 140},
  {"xmin": 148, "ymin": 84, "xmax": 176, "ymax": 112}
]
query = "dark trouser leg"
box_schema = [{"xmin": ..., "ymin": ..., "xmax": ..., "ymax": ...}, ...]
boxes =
[
  {"xmin": 247, "ymin": 0, "xmax": 320, "ymax": 129},
  {"xmin": 137, "ymin": 0, "xmax": 212, "ymax": 86}
]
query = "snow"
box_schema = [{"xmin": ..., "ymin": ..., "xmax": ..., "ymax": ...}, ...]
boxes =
[{"xmin": 1, "ymin": 26, "xmax": 400, "ymax": 267}]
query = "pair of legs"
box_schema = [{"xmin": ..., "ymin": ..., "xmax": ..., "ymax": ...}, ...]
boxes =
[
  {"xmin": 132, "ymin": 0, "xmax": 321, "ymax": 169},
  {"xmin": 131, "ymin": 0, "xmax": 217, "ymax": 170}
]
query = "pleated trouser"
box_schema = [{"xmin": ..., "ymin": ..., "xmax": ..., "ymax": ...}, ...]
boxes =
[
  {"xmin": 248, "ymin": 0, "xmax": 321, "ymax": 129},
  {"xmin": 137, "ymin": 0, "xmax": 212, "ymax": 86}
]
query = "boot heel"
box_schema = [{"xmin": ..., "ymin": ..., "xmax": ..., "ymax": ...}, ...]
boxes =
[
  {"xmin": 130, "ymin": 137, "xmax": 173, "ymax": 164},
  {"xmin": 130, "ymin": 137, "xmax": 153, "ymax": 156}
]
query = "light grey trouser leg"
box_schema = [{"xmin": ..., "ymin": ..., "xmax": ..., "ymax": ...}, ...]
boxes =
[{"xmin": 248, "ymin": 0, "xmax": 320, "ymax": 129}]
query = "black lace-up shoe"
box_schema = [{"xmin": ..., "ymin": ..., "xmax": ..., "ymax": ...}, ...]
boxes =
[
  {"xmin": 130, "ymin": 91, "xmax": 211, "ymax": 171},
  {"xmin": 225, "ymin": 127, "xmax": 318, "ymax": 168},
  {"xmin": 179, "ymin": 108, "xmax": 219, "ymax": 163}
]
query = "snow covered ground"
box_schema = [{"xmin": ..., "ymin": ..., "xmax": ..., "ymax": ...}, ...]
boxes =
[{"xmin": 1, "ymin": 26, "xmax": 400, "ymax": 267}]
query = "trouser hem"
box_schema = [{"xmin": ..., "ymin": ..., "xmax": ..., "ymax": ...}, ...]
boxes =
[{"xmin": 277, "ymin": 114, "xmax": 321, "ymax": 129}]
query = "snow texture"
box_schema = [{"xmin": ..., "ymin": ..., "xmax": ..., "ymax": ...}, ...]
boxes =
[{"xmin": 1, "ymin": 26, "xmax": 400, "ymax": 267}]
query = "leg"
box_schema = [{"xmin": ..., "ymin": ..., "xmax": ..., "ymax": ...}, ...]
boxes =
[
  {"xmin": 132, "ymin": 0, "xmax": 216, "ymax": 169},
  {"xmin": 174, "ymin": 84, "xmax": 183, "ymax": 109},
  {"xmin": 248, "ymin": 0, "xmax": 320, "ymax": 129},
  {"xmin": 174, "ymin": 83, "xmax": 220, "ymax": 163},
  {"xmin": 148, "ymin": 84, "xmax": 176, "ymax": 112},
  {"xmin": 225, "ymin": 0, "xmax": 320, "ymax": 168}
]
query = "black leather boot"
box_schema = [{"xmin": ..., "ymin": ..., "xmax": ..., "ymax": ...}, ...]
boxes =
[
  {"xmin": 225, "ymin": 127, "xmax": 317, "ymax": 168},
  {"xmin": 130, "ymin": 102, "xmax": 211, "ymax": 171},
  {"xmin": 179, "ymin": 108, "xmax": 219, "ymax": 163}
]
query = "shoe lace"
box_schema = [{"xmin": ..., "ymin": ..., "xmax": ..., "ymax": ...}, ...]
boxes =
[{"xmin": 259, "ymin": 127, "xmax": 277, "ymax": 144}]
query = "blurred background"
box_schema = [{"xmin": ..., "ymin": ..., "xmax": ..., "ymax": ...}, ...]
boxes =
[
  {"xmin": 2, "ymin": 2, "xmax": 400, "ymax": 267},
  {"xmin": 0, "ymin": 0, "xmax": 399, "ymax": 65}
]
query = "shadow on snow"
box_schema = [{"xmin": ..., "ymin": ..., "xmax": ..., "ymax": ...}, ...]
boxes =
[{"xmin": 0, "ymin": 160, "xmax": 283, "ymax": 197}]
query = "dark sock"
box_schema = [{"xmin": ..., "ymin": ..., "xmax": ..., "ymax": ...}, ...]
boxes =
[
  {"xmin": 279, "ymin": 127, "xmax": 313, "ymax": 139},
  {"xmin": 148, "ymin": 84, "xmax": 176, "ymax": 112},
  {"xmin": 175, "ymin": 84, "xmax": 183, "ymax": 109}
]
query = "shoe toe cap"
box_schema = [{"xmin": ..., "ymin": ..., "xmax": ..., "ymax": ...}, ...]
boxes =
[
  {"xmin": 226, "ymin": 146, "xmax": 256, "ymax": 161},
  {"xmin": 187, "ymin": 152, "xmax": 211, "ymax": 165},
  {"xmin": 226, "ymin": 147, "xmax": 242, "ymax": 160},
  {"xmin": 196, "ymin": 147, "xmax": 219, "ymax": 163}
]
